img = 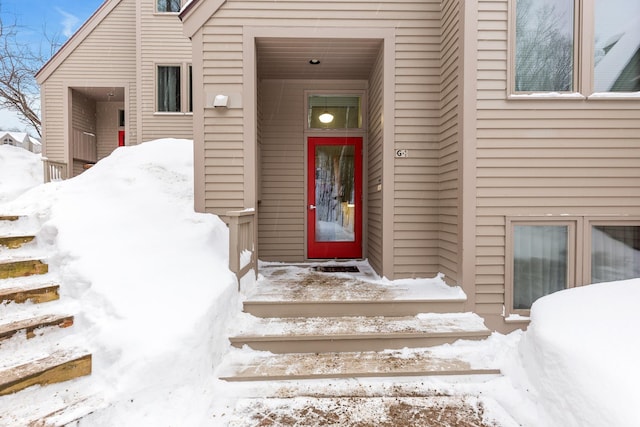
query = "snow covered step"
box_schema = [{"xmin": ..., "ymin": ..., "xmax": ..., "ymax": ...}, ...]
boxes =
[
  {"xmin": 219, "ymin": 348, "xmax": 501, "ymax": 382},
  {"xmin": 0, "ymin": 235, "xmax": 35, "ymax": 249},
  {"xmin": 0, "ymin": 283, "xmax": 60, "ymax": 304},
  {"xmin": 229, "ymin": 313, "xmax": 491, "ymax": 353},
  {"xmin": 247, "ymin": 266, "xmax": 467, "ymax": 317},
  {"xmin": 0, "ymin": 259, "xmax": 48, "ymax": 279},
  {"xmin": 0, "ymin": 215, "xmax": 20, "ymax": 222},
  {"xmin": 0, "ymin": 314, "xmax": 74, "ymax": 342},
  {"xmin": 0, "ymin": 349, "xmax": 92, "ymax": 396}
]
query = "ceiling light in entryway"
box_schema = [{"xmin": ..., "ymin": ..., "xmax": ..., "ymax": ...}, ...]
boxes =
[{"xmin": 309, "ymin": 59, "xmax": 321, "ymax": 65}]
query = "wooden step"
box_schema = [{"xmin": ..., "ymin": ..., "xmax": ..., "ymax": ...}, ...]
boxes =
[
  {"xmin": 0, "ymin": 235, "xmax": 35, "ymax": 249},
  {"xmin": 219, "ymin": 349, "xmax": 501, "ymax": 382},
  {"xmin": 0, "ymin": 216, "xmax": 20, "ymax": 222},
  {"xmin": 230, "ymin": 313, "xmax": 491, "ymax": 353},
  {"xmin": 244, "ymin": 299, "xmax": 465, "ymax": 318},
  {"xmin": 0, "ymin": 314, "xmax": 74, "ymax": 342},
  {"xmin": 0, "ymin": 283, "xmax": 59, "ymax": 304},
  {"xmin": 0, "ymin": 259, "xmax": 48, "ymax": 279},
  {"xmin": 0, "ymin": 349, "xmax": 92, "ymax": 396}
]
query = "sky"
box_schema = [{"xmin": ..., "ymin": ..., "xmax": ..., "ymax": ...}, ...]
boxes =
[{"xmin": 0, "ymin": 0, "xmax": 104, "ymax": 132}]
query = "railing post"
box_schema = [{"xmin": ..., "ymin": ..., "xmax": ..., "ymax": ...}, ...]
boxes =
[{"xmin": 226, "ymin": 209, "xmax": 257, "ymax": 290}]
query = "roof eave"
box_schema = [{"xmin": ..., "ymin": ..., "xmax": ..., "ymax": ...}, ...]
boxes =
[{"xmin": 180, "ymin": 0, "xmax": 227, "ymax": 38}]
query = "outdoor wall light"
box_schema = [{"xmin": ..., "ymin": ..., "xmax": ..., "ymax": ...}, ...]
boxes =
[
  {"xmin": 213, "ymin": 94, "xmax": 229, "ymax": 108},
  {"xmin": 319, "ymin": 111, "xmax": 334, "ymax": 123}
]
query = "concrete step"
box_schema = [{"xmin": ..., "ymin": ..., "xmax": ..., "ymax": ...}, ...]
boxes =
[
  {"xmin": 0, "ymin": 283, "xmax": 60, "ymax": 304},
  {"xmin": 219, "ymin": 348, "xmax": 500, "ymax": 382},
  {"xmin": 0, "ymin": 349, "xmax": 92, "ymax": 396},
  {"xmin": 230, "ymin": 313, "xmax": 491, "ymax": 353},
  {"xmin": 0, "ymin": 259, "xmax": 48, "ymax": 280},
  {"xmin": 0, "ymin": 314, "xmax": 74, "ymax": 342},
  {"xmin": 0, "ymin": 235, "xmax": 35, "ymax": 249}
]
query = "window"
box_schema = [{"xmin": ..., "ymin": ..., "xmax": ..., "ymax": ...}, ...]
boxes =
[
  {"xmin": 514, "ymin": 0, "xmax": 575, "ymax": 92},
  {"xmin": 156, "ymin": 0, "xmax": 181, "ymax": 13},
  {"xmin": 511, "ymin": 0, "xmax": 640, "ymax": 94},
  {"xmin": 508, "ymin": 217, "xmax": 640, "ymax": 315},
  {"xmin": 593, "ymin": 0, "xmax": 640, "ymax": 92},
  {"xmin": 307, "ymin": 95, "xmax": 363, "ymax": 130},
  {"xmin": 187, "ymin": 65, "xmax": 193, "ymax": 113},
  {"xmin": 157, "ymin": 66, "xmax": 180, "ymax": 112},
  {"xmin": 509, "ymin": 222, "xmax": 575, "ymax": 313},
  {"xmin": 590, "ymin": 224, "xmax": 640, "ymax": 283}
]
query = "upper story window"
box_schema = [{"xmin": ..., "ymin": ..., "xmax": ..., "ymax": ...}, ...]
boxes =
[
  {"xmin": 511, "ymin": 0, "xmax": 640, "ymax": 95},
  {"xmin": 515, "ymin": 0, "xmax": 575, "ymax": 92},
  {"xmin": 156, "ymin": 0, "xmax": 181, "ymax": 13}
]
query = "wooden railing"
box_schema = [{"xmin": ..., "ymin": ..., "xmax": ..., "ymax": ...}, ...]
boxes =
[
  {"xmin": 43, "ymin": 159, "xmax": 68, "ymax": 182},
  {"xmin": 227, "ymin": 209, "xmax": 257, "ymax": 288}
]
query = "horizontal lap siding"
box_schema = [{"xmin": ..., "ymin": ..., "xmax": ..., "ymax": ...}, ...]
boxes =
[
  {"xmin": 259, "ymin": 80, "xmax": 305, "ymax": 262},
  {"xmin": 476, "ymin": 0, "xmax": 640, "ymax": 316},
  {"xmin": 394, "ymin": 8, "xmax": 442, "ymax": 278},
  {"xmin": 41, "ymin": 0, "xmax": 136, "ymax": 163},
  {"xmin": 140, "ymin": 2, "xmax": 193, "ymax": 141},
  {"xmin": 202, "ymin": 0, "xmax": 444, "ymax": 275},
  {"xmin": 367, "ymin": 49, "xmax": 384, "ymax": 274},
  {"xmin": 439, "ymin": 0, "xmax": 461, "ymax": 284}
]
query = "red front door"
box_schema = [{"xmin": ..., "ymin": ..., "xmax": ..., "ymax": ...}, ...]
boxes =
[{"xmin": 307, "ymin": 137, "xmax": 363, "ymax": 259}]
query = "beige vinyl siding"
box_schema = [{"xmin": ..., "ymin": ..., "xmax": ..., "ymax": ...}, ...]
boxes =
[
  {"xmin": 40, "ymin": 0, "xmax": 137, "ymax": 164},
  {"xmin": 139, "ymin": 1, "xmax": 193, "ymax": 141},
  {"xmin": 438, "ymin": 0, "xmax": 461, "ymax": 284},
  {"xmin": 367, "ymin": 48, "xmax": 385, "ymax": 274},
  {"xmin": 71, "ymin": 91, "xmax": 97, "ymax": 137},
  {"xmin": 393, "ymin": 6, "xmax": 442, "ymax": 278},
  {"xmin": 96, "ymin": 102, "xmax": 124, "ymax": 160},
  {"xmin": 198, "ymin": 0, "xmax": 444, "ymax": 275},
  {"xmin": 201, "ymin": 24, "xmax": 244, "ymax": 214},
  {"xmin": 258, "ymin": 80, "xmax": 306, "ymax": 262},
  {"xmin": 475, "ymin": 0, "xmax": 640, "ymax": 318}
]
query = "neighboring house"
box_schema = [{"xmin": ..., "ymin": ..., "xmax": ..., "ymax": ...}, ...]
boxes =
[
  {"xmin": 40, "ymin": 0, "xmax": 640, "ymax": 333},
  {"xmin": 36, "ymin": 0, "xmax": 193, "ymax": 180},
  {"xmin": 0, "ymin": 131, "xmax": 40, "ymax": 154}
]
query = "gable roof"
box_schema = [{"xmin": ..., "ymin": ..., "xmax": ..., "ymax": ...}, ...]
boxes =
[
  {"xmin": 179, "ymin": 0, "xmax": 226, "ymax": 38},
  {"xmin": 0, "ymin": 132, "xmax": 29, "ymax": 143},
  {"xmin": 36, "ymin": 0, "xmax": 122, "ymax": 84}
]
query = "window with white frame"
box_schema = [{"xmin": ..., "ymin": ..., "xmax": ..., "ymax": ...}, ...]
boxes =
[
  {"xmin": 156, "ymin": 0, "xmax": 181, "ymax": 13},
  {"xmin": 512, "ymin": 0, "xmax": 640, "ymax": 94},
  {"xmin": 508, "ymin": 217, "xmax": 640, "ymax": 315}
]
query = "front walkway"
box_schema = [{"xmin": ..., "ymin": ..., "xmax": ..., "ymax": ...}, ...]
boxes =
[{"xmin": 211, "ymin": 261, "xmax": 521, "ymax": 426}]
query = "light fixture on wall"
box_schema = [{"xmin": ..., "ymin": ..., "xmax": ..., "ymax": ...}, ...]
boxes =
[{"xmin": 213, "ymin": 94, "xmax": 229, "ymax": 108}]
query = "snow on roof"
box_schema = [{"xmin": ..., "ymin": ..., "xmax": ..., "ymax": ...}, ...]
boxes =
[{"xmin": 0, "ymin": 131, "xmax": 30, "ymax": 142}]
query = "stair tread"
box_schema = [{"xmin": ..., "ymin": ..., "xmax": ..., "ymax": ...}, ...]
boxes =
[
  {"xmin": 0, "ymin": 235, "xmax": 36, "ymax": 249},
  {"xmin": 231, "ymin": 313, "xmax": 490, "ymax": 340},
  {"xmin": 219, "ymin": 348, "xmax": 500, "ymax": 381},
  {"xmin": 249, "ymin": 268, "xmax": 466, "ymax": 303},
  {"xmin": 0, "ymin": 282, "xmax": 59, "ymax": 304},
  {"xmin": 0, "ymin": 349, "xmax": 92, "ymax": 396},
  {"xmin": 0, "ymin": 314, "xmax": 74, "ymax": 341}
]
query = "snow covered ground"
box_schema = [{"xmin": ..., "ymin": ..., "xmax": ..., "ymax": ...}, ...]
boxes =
[{"xmin": 0, "ymin": 140, "xmax": 638, "ymax": 426}]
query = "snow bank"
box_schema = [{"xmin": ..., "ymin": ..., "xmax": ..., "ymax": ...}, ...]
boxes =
[
  {"xmin": 520, "ymin": 279, "xmax": 640, "ymax": 427},
  {"xmin": 0, "ymin": 144, "xmax": 42, "ymax": 204},
  {"xmin": 1, "ymin": 139, "xmax": 241, "ymax": 425}
]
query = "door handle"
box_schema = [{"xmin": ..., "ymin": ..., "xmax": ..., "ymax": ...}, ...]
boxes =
[{"xmin": 309, "ymin": 204, "xmax": 316, "ymax": 210}]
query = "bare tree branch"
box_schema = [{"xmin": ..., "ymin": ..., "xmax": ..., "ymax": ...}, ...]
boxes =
[{"xmin": 0, "ymin": 3, "xmax": 58, "ymax": 137}]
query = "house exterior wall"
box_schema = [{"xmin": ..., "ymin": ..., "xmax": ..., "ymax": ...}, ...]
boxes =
[
  {"xmin": 38, "ymin": 0, "xmax": 137, "ymax": 165},
  {"xmin": 475, "ymin": 0, "xmax": 640, "ymax": 329},
  {"xmin": 188, "ymin": 0, "xmax": 451, "ymax": 280},
  {"xmin": 367, "ymin": 48, "xmax": 385, "ymax": 275},
  {"xmin": 439, "ymin": 0, "xmax": 462, "ymax": 285},
  {"xmin": 96, "ymin": 101, "xmax": 124, "ymax": 160},
  {"xmin": 138, "ymin": 1, "xmax": 193, "ymax": 141}
]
